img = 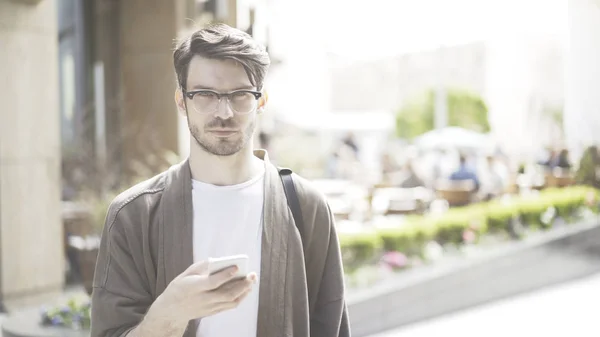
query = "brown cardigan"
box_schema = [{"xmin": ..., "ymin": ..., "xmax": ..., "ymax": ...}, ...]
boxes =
[{"xmin": 90, "ymin": 150, "xmax": 350, "ymax": 337}]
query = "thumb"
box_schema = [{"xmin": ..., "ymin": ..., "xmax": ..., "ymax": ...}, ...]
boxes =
[{"xmin": 181, "ymin": 259, "xmax": 210, "ymax": 277}]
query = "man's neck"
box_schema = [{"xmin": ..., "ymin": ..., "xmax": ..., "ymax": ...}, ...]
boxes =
[{"xmin": 189, "ymin": 143, "xmax": 264, "ymax": 186}]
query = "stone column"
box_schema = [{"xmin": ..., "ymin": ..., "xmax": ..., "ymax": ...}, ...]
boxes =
[
  {"xmin": 564, "ymin": 0, "xmax": 600, "ymax": 153},
  {"xmin": 119, "ymin": 0, "xmax": 186, "ymax": 178},
  {"xmin": 0, "ymin": 0, "xmax": 64, "ymax": 308}
]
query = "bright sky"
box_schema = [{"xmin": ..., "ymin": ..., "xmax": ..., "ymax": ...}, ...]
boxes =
[
  {"xmin": 272, "ymin": 0, "xmax": 568, "ymax": 61},
  {"xmin": 265, "ymin": 0, "xmax": 569, "ymax": 122}
]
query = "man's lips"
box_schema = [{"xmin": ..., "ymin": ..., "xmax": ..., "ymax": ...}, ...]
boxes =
[{"xmin": 207, "ymin": 129, "xmax": 239, "ymax": 137}]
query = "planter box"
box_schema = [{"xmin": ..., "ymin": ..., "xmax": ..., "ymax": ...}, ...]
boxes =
[
  {"xmin": 346, "ymin": 217, "xmax": 600, "ymax": 337},
  {"xmin": 73, "ymin": 248, "xmax": 99, "ymax": 296}
]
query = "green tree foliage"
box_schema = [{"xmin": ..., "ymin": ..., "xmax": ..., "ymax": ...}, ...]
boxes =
[
  {"xmin": 575, "ymin": 145, "xmax": 600, "ymax": 188},
  {"xmin": 395, "ymin": 88, "xmax": 490, "ymax": 139}
]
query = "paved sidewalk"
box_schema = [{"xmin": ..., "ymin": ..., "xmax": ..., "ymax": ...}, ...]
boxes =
[
  {"xmin": 369, "ymin": 272, "xmax": 600, "ymax": 337},
  {"xmin": 0, "ymin": 314, "xmax": 6, "ymax": 337}
]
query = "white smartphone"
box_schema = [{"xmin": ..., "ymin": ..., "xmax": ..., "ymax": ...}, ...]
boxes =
[{"xmin": 207, "ymin": 254, "xmax": 249, "ymax": 279}]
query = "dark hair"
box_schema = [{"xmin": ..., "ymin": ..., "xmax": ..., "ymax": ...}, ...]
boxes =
[{"xmin": 173, "ymin": 23, "xmax": 270, "ymax": 91}]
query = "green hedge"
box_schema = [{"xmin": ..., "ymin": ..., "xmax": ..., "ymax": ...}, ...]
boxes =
[
  {"xmin": 339, "ymin": 186, "xmax": 600, "ymax": 268},
  {"xmin": 339, "ymin": 231, "xmax": 382, "ymax": 273},
  {"xmin": 379, "ymin": 217, "xmax": 434, "ymax": 253}
]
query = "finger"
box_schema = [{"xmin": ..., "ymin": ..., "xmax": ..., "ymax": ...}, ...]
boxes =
[
  {"xmin": 180, "ymin": 260, "xmax": 210, "ymax": 277},
  {"xmin": 206, "ymin": 290, "xmax": 251, "ymax": 316},
  {"xmin": 230, "ymin": 286, "xmax": 253, "ymax": 307},
  {"xmin": 216, "ymin": 286, "xmax": 253, "ymax": 312},
  {"xmin": 214, "ymin": 276, "xmax": 255, "ymax": 302},
  {"xmin": 205, "ymin": 266, "xmax": 240, "ymax": 290},
  {"xmin": 217, "ymin": 272, "xmax": 257, "ymax": 292}
]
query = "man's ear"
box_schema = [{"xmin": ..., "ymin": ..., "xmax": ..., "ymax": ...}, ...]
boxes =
[
  {"xmin": 257, "ymin": 90, "xmax": 268, "ymax": 114},
  {"xmin": 175, "ymin": 89, "xmax": 186, "ymax": 117}
]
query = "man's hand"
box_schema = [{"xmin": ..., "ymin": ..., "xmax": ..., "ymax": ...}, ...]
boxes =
[{"xmin": 129, "ymin": 260, "xmax": 257, "ymax": 337}]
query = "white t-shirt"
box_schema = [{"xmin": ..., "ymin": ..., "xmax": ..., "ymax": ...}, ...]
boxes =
[{"xmin": 192, "ymin": 168, "xmax": 265, "ymax": 337}]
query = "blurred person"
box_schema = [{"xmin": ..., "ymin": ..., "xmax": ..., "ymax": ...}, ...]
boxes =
[
  {"xmin": 91, "ymin": 24, "xmax": 349, "ymax": 337},
  {"xmin": 257, "ymin": 131, "xmax": 270, "ymax": 152},
  {"xmin": 331, "ymin": 141, "xmax": 361, "ymax": 180},
  {"xmin": 478, "ymin": 155, "xmax": 505, "ymax": 200},
  {"xmin": 429, "ymin": 149, "xmax": 443, "ymax": 181},
  {"xmin": 326, "ymin": 149, "xmax": 340, "ymax": 178},
  {"xmin": 398, "ymin": 160, "xmax": 425, "ymax": 188},
  {"xmin": 536, "ymin": 146, "xmax": 552, "ymax": 166},
  {"xmin": 380, "ymin": 152, "xmax": 397, "ymax": 182},
  {"xmin": 552, "ymin": 149, "xmax": 572, "ymax": 170},
  {"xmin": 430, "ymin": 148, "xmax": 459, "ymax": 183},
  {"xmin": 419, "ymin": 150, "xmax": 440, "ymax": 188},
  {"xmin": 492, "ymin": 146, "xmax": 512, "ymax": 178},
  {"xmin": 341, "ymin": 132, "xmax": 359, "ymax": 158},
  {"xmin": 539, "ymin": 147, "xmax": 559, "ymax": 169},
  {"xmin": 449, "ymin": 154, "xmax": 480, "ymax": 191}
]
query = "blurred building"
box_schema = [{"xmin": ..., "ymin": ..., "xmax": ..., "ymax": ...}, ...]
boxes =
[
  {"xmin": 330, "ymin": 42, "xmax": 488, "ymax": 113},
  {"xmin": 328, "ymin": 37, "xmax": 565, "ymax": 158},
  {"xmin": 564, "ymin": 0, "xmax": 600, "ymax": 156},
  {"xmin": 0, "ymin": 0, "xmax": 270, "ymax": 309}
]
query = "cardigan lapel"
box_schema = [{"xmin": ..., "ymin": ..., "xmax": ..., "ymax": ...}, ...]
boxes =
[
  {"xmin": 160, "ymin": 159, "xmax": 197, "ymax": 335},
  {"xmin": 255, "ymin": 150, "xmax": 295, "ymax": 337}
]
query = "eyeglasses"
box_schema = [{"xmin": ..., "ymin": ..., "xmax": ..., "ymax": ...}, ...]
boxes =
[{"xmin": 184, "ymin": 89, "xmax": 262, "ymax": 115}]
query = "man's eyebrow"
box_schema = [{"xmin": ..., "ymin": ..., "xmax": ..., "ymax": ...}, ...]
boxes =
[{"xmin": 188, "ymin": 85, "xmax": 255, "ymax": 91}]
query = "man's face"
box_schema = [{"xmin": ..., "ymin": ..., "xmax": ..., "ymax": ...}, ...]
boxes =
[{"xmin": 178, "ymin": 56, "xmax": 260, "ymax": 156}]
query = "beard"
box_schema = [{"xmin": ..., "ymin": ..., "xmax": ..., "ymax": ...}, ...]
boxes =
[{"xmin": 188, "ymin": 116, "xmax": 255, "ymax": 156}]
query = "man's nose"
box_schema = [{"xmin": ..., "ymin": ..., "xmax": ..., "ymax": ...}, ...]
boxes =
[{"xmin": 213, "ymin": 98, "xmax": 234, "ymax": 119}]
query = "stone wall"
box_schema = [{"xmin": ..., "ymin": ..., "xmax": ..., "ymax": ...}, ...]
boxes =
[{"xmin": 0, "ymin": 0, "xmax": 64, "ymax": 307}]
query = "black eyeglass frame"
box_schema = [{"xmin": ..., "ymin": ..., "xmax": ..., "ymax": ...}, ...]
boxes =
[
  {"xmin": 184, "ymin": 89, "xmax": 262, "ymax": 101},
  {"xmin": 183, "ymin": 89, "xmax": 262, "ymax": 114}
]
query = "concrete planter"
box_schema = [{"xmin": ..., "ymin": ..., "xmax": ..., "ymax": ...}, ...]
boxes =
[
  {"xmin": 72, "ymin": 248, "xmax": 99, "ymax": 296},
  {"xmin": 347, "ymin": 217, "xmax": 600, "ymax": 337}
]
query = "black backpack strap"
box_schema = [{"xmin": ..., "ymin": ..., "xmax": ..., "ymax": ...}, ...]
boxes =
[{"xmin": 278, "ymin": 167, "xmax": 305, "ymax": 239}]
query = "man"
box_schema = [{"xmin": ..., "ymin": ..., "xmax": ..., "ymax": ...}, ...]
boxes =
[
  {"xmin": 449, "ymin": 154, "xmax": 480, "ymax": 191},
  {"xmin": 91, "ymin": 24, "xmax": 350, "ymax": 337}
]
